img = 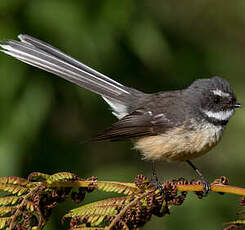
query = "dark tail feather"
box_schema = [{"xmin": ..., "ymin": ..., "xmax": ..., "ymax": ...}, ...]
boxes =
[{"xmin": 0, "ymin": 34, "xmax": 142, "ymax": 105}]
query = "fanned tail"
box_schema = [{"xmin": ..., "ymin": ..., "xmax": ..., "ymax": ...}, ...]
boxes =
[{"xmin": 0, "ymin": 34, "xmax": 143, "ymax": 118}]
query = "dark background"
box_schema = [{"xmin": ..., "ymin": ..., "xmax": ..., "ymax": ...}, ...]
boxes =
[{"xmin": 0, "ymin": 1, "xmax": 245, "ymax": 229}]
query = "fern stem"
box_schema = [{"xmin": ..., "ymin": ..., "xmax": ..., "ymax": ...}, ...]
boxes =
[
  {"xmin": 176, "ymin": 184, "xmax": 245, "ymax": 196},
  {"xmin": 49, "ymin": 181, "xmax": 245, "ymax": 196}
]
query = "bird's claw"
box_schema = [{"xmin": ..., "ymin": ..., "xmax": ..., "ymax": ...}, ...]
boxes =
[
  {"xmin": 200, "ymin": 176, "xmax": 210, "ymax": 196},
  {"xmin": 150, "ymin": 175, "xmax": 164, "ymax": 195}
]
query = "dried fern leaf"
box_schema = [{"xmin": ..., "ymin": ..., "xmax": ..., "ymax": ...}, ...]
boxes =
[
  {"xmin": 91, "ymin": 215, "xmax": 107, "ymax": 227},
  {"xmin": 71, "ymin": 197, "xmax": 127, "ymax": 213},
  {"xmin": 28, "ymin": 172, "xmax": 50, "ymax": 181},
  {"xmin": 0, "ymin": 206, "xmax": 16, "ymax": 216},
  {"xmin": 0, "ymin": 176, "xmax": 28, "ymax": 186},
  {"xmin": 25, "ymin": 200, "xmax": 35, "ymax": 212},
  {"xmin": 0, "ymin": 183, "xmax": 28, "ymax": 196},
  {"xmin": 66, "ymin": 204, "xmax": 118, "ymax": 217},
  {"xmin": 86, "ymin": 214, "xmax": 110, "ymax": 225},
  {"xmin": 46, "ymin": 172, "xmax": 76, "ymax": 184},
  {"xmin": 71, "ymin": 228, "xmax": 105, "ymax": 230},
  {"xmin": 96, "ymin": 181, "xmax": 138, "ymax": 195},
  {"xmin": 86, "ymin": 197, "xmax": 127, "ymax": 207},
  {"xmin": 0, "ymin": 196, "xmax": 20, "ymax": 205},
  {"xmin": 0, "ymin": 217, "xmax": 10, "ymax": 229},
  {"xmin": 72, "ymin": 214, "xmax": 112, "ymax": 227}
]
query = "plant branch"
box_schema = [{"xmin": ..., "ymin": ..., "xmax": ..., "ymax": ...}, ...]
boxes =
[
  {"xmin": 48, "ymin": 180, "xmax": 245, "ymax": 196},
  {"xmin": 176, "ymin": 184, "xmax": 245, "ymax": 196}
]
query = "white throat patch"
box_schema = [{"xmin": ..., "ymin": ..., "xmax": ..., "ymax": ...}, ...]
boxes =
[
  {"xmin": 212, "ymin": 89, "xmax": 230, "ymax": 97},
  {"xmin": 202, "ymin": 109, "xmax": 234, "ymax": 121}
]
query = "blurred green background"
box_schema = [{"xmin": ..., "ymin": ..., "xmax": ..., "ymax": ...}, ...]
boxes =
[{"xmin": 0, "ymin": 0, "xmax": 245, "ymax": 229}]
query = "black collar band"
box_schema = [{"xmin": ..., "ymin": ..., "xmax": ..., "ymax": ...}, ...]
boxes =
[{"xmin": 203, "ymin": 115, "xmax": 228, "ymax": 126}]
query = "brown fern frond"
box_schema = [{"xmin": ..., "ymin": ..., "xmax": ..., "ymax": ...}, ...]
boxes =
[
  {"xmin": 46, "ymin": 172, "xmax": 78, "ymax": 185},
  {"xmin": 64, "ymin": 174, "xmax": 170, "ymax": 229},
  {"xmin": 0, "ymin": 196, "xmax": 20, "ymax": 206},
  {"xmin": 0, "ymin": 217, "xmax": 10, "ymax": 229},
  {"xmin": 66, "ymin": 203, "xmax": 118, "ymax": 217},
  {"xmin": 71, "ymin": 228, "xmax": 105, "ymax": 230},
  {"xmin": 82, "ymin": 197, "xmax": 128, "ymax": 208},
  {"xmin": 96, "ymin": 181, "xmax": 139, "ymax": 195},
  {"xmin": 0, "ymin": 172, "xmax": 82, "ymax": 229},
  {"xmin": 0, "ymin": 183, "xmax": 29, "ymax": 196},
  {"xmin": 28, "ymin": 172, "xmax": 50, "ymax": 182},
  {"xmin": 0, "ymin": 171, "xmax": 243, "ymax": 229},
  {"xmin": 0, "ymin": 206, "xmax": 16, "ymax": 216},
  {"xmin": 0, "ymin": 176, "xmax": 29, "ymax": 186}
]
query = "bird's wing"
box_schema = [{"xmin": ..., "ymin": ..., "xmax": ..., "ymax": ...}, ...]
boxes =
[{"xmin": 91, "ymin": 109, "xmax": 172, "ymax": 141}]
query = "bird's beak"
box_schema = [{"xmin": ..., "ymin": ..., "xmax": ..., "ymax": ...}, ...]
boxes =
[{"xmin": 234, "ymin": 103, "xmax": 242, "ymax": 108}]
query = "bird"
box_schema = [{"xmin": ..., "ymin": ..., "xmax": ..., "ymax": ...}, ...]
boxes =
[{"xmin": 0, "ymin": 34, "xmax": 241, "ymax": 194}]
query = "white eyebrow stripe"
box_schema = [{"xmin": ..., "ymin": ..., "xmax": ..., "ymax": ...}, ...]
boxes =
[
  {"xmin": 202, "ymin": 109, "xmax": 234, "ymax": 121},
  {"xmin": 212, "ymin": 89, "xmax": 230, "ymax": 97}
]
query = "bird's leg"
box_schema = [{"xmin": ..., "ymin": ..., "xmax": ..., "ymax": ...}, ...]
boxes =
[
  {"xmin": 151, "ymin": 161, "xmax": 170, "ymax": 214},
  {"xmin": 151, "ymin": 160, "xmax": 158, "ymax": 180},
  {"xmin": 151, "ymin": 161, "xmax": 163, "ymax": 194},
  {"xmin": 186, "ymin": 160, "xmax": 210, "ymax": 196}
]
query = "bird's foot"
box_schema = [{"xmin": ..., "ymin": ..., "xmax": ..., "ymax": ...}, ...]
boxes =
[
  {"xmin": 150, "ymin": 174, "xmax": 164, "ymax": 195},
  {"xmin": 150, "ymin": 175, "xmax": 170, "ymax": 214},
  {"xmin": 186, "ymin": 160, "xmax": 210, "ymax": 196},
  {"xmin": 200, "ymin": 175, "xmax": 211, "ymax": 196}
]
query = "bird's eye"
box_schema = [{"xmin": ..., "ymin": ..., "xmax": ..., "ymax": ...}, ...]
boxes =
[{"xmin": 214, "ymin": 95, "xmax": 221, "ymax": 104}]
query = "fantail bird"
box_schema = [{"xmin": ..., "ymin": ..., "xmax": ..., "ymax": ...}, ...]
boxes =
[{"xmin": 0, "ymin": 35, "xmax": 241, "ymax": 194}]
